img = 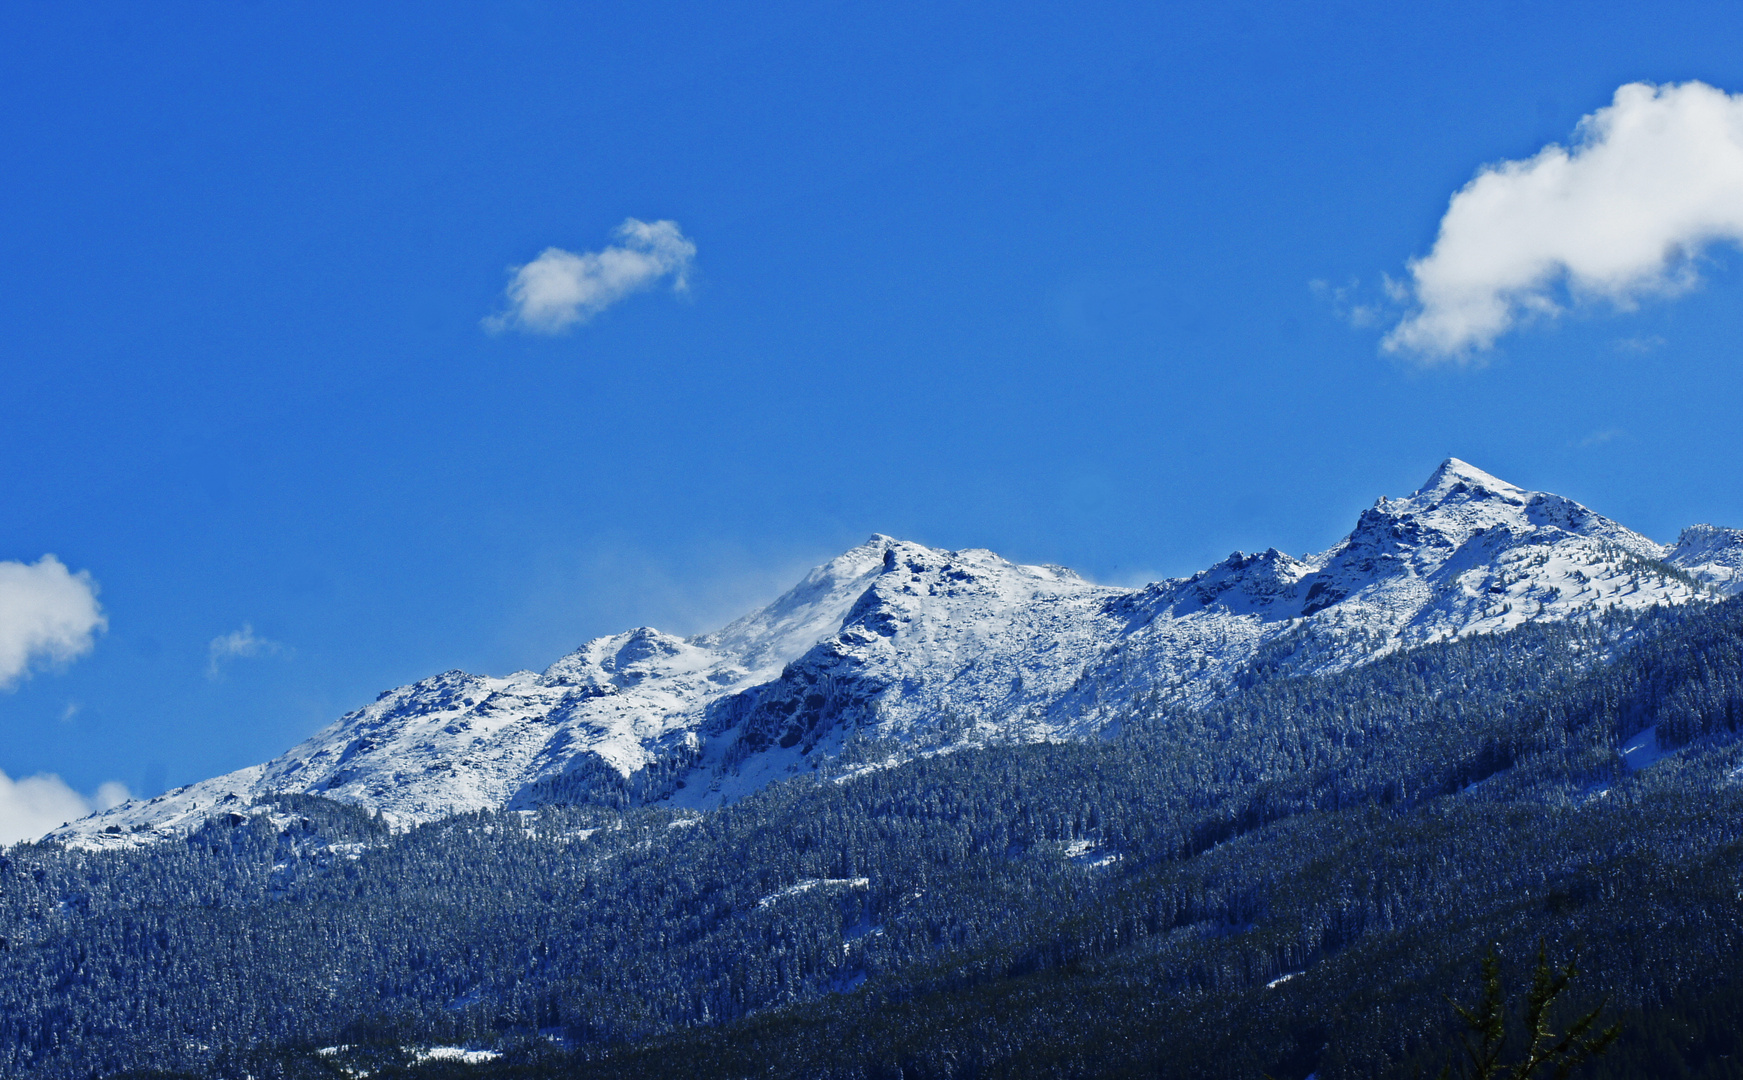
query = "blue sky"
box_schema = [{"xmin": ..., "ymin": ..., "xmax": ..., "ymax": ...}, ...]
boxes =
[{"xmin": 4, "ymin": 1, "xmax": 1743, "ymax": 817}]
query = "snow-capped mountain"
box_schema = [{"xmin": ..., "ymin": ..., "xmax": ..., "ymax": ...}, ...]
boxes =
[{"xmin": 51, "ymin": 460, "xmax": 1743, "ymax": 848}]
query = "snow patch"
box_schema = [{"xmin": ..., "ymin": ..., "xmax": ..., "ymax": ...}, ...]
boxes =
[
  {"xmin": 756, "ymin": 878, "xmax": 870, "ymax": 909},
  {"xmin": 1063, "ymin": 838, "xmax": 1121, "ymax": 868},
  {"xmin": 416, "ymin": 1047, "xmax": 502, "ymax": 1065},
  {"xmin": 1621, "ymin": 726, "xmax": 1671, "ymax": 772}
]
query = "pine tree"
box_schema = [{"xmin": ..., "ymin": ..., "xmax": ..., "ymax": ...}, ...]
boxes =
[{"xmin": 1437, "ymin": 942, "xmax": 1620, "ymax": 1080}]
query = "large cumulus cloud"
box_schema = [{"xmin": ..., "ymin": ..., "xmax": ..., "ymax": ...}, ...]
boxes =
[{"xmin": 1386, "ymin": 81, "xmax": 1743, "ymax": 359}]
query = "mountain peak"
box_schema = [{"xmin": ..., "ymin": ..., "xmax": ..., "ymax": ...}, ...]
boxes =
[
  {"xmin": 1416, "ymin": 457, "xmax": 1521, "ymax": 498},
  {"xmin": 49, "ymin": 462, "xmax": 1743, "ymax": 849}
]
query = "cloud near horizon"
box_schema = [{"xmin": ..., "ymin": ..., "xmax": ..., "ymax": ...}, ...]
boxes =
[
  {"xmin": 207, "ymin": 623, "xmax": 287, "ymax": 678},
  {"xmin": 0, "ymin": 555, "xmax": 106, "ymax": 690},
  {"xmin": 0, "ymin": 769, "xmax": 129, "ymax": 847},
  {"xmin": 485, "ymin": 218, "xmax": 696, "ymax": 334},
  {"xmin": 1385, "ymin": 81, "xmax": 1743, "ymax": 360}
]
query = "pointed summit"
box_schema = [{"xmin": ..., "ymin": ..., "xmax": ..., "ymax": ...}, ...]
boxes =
[{"xmin": 1415, "ymin": 457, "xmax": 1522, "ymax": 498}]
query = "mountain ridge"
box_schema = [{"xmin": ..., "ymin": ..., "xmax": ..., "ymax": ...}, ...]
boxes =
[{"xmin": 47, "ymin": 459, "xmax": 1743, "ymax": 848}]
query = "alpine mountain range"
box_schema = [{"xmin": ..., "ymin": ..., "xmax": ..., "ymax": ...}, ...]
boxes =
[{"xmin": 50, "ymin": 458, "xmax": 1743, "ymax": 847}]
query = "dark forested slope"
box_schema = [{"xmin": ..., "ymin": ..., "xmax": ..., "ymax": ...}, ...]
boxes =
[{"xmin": 5, "ymin": 598, "xmax": 1743, "ymax": 1079}]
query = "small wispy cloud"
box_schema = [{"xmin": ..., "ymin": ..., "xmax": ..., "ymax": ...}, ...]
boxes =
[
  {"xmin": 0, "ymin": 769, "xmax": 129, "ymax": 847},
  {"xmin": 207, "ymin": 624, "xmax": 287, "ymax": 679},
  {"xmin": 1574, "ymin": 428, "xmax": 1629, "ymax": 449},
  {"xmin": 0, "ymin": 555, "xmax": 106, "ymax": 690},
  {"xmin": 1384, "ymin": 81, "xmax": 1743, "ymax": 361},
  {"xmin": 1309, "ymin": 278, "xmax": 1385, "ymax": 328},
  {"xmin": 1613, "ymin": 334, "xmax": 1666, "ymax": 354},
  {"xmin": 484, "ymin": 218, "xmax": 696, "ymax": 334}
]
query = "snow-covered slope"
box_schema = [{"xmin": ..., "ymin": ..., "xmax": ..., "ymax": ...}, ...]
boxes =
[
  {"xmin": 49, "ymin": 460, "xmax": 1741, "ymax": 848},
  {"xmin": 1669, "ymin": 524, "xmax": 1743, "ymax": 596}
]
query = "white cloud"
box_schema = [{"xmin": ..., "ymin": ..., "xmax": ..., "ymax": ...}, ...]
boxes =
[
  {"xmin": 0, "ymin": 555, "xmax": 106, "ymax": 690},
  {"xmin": 1385, "ymin": 81, "xmax": 1743, "ymax": 360},
  {"xmin": 0, "ymin": 769, "xmax": 129, "ymax": 847},
  {"xmin": 485, "ymin": 218, "xmax": 696, "ymax": 334},
  {"xmin": 207, "ymin": 623, "xmax": 287, "ymax": 678}
]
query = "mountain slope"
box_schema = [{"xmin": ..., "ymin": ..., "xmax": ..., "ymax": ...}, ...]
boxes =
[
  {"xmin": 49, "ymin": 460, "xmax": 1743, "ymax": 847},
  {"xmin": 12, "ymin": 594, "xmax": 1743, "ymax": 1080}
]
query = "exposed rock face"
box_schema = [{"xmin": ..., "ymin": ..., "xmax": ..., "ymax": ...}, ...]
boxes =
[{"xmin": 51, "ymin": 460, "xmax": 1742, "ymax": 848}]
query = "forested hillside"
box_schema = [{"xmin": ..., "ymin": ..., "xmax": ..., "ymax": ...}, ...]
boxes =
[{"xmin": 6, "ymin": 598, "xmax": 1743, "ymax": 1078}]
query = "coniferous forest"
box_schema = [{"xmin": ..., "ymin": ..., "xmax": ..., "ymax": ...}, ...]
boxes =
[{"xmin": 7, "ymin": 598, "xmax": 1743, "ymax": 1078}]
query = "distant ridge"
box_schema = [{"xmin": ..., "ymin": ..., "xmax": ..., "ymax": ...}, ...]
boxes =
[{"xmin": 50, "ymin": 460, "xmax": 1743, "ymax": 848}]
